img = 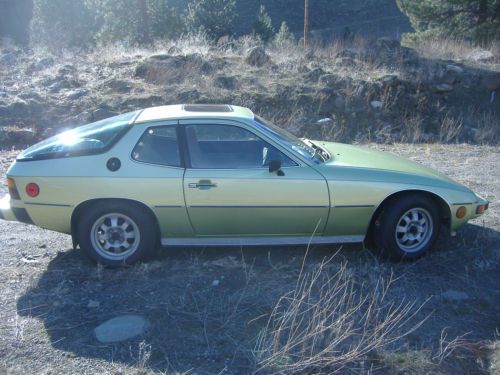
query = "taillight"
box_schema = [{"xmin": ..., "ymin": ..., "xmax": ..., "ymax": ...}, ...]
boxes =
[
  {"xmin": 25, "ymin": 183, "xmax": 40, "ymax": 198},
  {"xmin": 7, "ymin": 178, "xmax": 21, "ymax": 200}
]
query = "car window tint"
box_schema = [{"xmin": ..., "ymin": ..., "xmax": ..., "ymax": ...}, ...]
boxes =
[
  {"xmin": 185, "ymin": 124, "xmax": 296, "ymax": 169},
  {"xmin": 132, "ymin": 126, "xmax": 181, "ymax": 167}
]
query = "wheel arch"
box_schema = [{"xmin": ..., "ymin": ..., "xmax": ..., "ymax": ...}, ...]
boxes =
[
  {"xmin": 70, "ymin": 198, "xmax": 160, "ymax": 248},
  {"xmin": 365, "ymin": 189, "xmax": 451, "ymax": 245}
]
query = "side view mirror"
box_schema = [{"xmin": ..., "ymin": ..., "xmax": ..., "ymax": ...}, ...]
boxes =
[{"xmin": 269, "ymin": 160, "xmax": 285, "ymax": 176}]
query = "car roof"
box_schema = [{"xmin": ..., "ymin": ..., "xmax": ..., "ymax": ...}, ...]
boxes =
[{"xmin": 134, "ymin": 104, "xmax": 255, "ymax": 124}]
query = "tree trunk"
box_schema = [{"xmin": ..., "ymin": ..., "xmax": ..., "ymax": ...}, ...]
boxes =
[
  {"xmin": 138, "ymin": 0, "xmax": 150, "ymax": 44},
  {"xmin": 477, "ymin": 0, "xmax": 488, "ymax": 25}
]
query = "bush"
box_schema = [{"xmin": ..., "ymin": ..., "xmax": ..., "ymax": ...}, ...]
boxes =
[{"xmin": 184, "ymin": 0, "xmax": 236, "ymax": 40}]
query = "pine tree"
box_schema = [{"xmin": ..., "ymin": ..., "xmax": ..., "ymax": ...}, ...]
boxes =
[
  {"xmin": 397, "ymin": 0, "xmax": 500, "ymax": 43},
  {"xmin": 253, "ymin": 5, "xmax": 275, "ymax": 43},
  {"xmin": 184, "ymin": 0, "xmax": 236, "ymax": 40},
  {"xmin": 31, "ymin": 0, "xmax": 96, "ymax": 49},
  {"xmin": 90, "ymin": 0, "xmax": 182, "ymax": 45},
  {"xmin": 274, "ymin": 21, "xmax": 295, "ymax": 46}
]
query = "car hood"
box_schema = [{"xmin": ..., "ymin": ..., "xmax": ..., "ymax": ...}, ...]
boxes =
[{"xmin": 314, "ymin": 141, "xmax": 469, "ymax": 190}]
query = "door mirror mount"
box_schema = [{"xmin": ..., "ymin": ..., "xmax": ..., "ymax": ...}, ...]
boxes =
[{"xmin": 269, "ymin": 160, "xmax": 285, "ymax": 176}]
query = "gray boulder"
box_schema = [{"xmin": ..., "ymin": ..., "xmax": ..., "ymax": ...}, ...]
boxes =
[
  {"xmin": 245, "ymin": 47, "xmax": 270, "ymax": 67},
  {"xmin": 94, "ymin": 315, "xmax": 150, "ymax": 343},
  {"xmin": 214, "ymin": 75, "xmax": 237, "ymax": 90},
  {"xmin": 92, "ymin": 108, "xmax": 118, "ymax": 121}
]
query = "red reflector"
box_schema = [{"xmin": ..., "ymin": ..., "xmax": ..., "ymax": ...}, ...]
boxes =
[{"xmin": 26, "ymin": 183, "xmax": 40, "ymax": 197}]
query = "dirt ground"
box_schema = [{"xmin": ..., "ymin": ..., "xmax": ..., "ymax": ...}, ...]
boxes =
[{"xmin": 0, "ymin": 144, "xmax": 498, "ymax": 374}]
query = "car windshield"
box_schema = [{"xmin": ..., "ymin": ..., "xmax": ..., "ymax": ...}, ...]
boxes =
[
  {"xmin": 254, "ymin": 116, "xmax": 324, "ymax": 164},
  {"xmin": 18, "ymin": 111, "xmax": 139, "ymax": 161}
]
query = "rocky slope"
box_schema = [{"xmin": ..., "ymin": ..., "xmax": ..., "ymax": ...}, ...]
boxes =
[{"xmin": 0, "ymin": 36, "xmax": 498, "ymax": 149}]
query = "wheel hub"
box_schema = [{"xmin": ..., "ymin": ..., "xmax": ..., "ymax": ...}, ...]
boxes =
[
  {"xmin": 90, "ymin": 213, "xmax": 141, "ymax": 260},
  {"xmin": 395, "ymin": 207, "xmax": 433, "ymax": 253}
]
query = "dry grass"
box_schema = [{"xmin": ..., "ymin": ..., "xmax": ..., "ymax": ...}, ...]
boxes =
[
  {"xmin": 0, "ymin": 144, "xmax": 498, "ymax": 374},
  {"xmin": 254, "ymin": 256, "xmax": 430, "ymax": 373},
  {"xmin": 406, "ymin": 36, "xmax": 500, "ymax": 66}
]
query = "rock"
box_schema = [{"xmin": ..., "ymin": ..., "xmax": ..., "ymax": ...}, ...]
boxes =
[
  {"xmin": 92, "ymin": 108, "xmax": 118, "ymax": 121},
  {"xmin": 212, "ymin": 280, "xmax": 220, "ymax": 287},
  {"xmin": 375, "ymin": 38, "xmax": 419, "ymax": 64},
  {"xmin": 94, "ymin": 315, "xmax": 149, "ymax": 343},
  {"xmin": 214, "ymin": 74, "xmax": 237, "ymax": 90},
  {"xmin": 0, "ymin": 52, "xmax": 16, "ymax": 65},
  {"xmin": 336, "ymin": 48, "xmax": 359, "ymax": 59},
  {"xmin": 149, "ymin": 53, "xmax": 171, "ymax": 61},
  {"xmin": 441, "ymin": 290, "xmax": 470, "ymax": 302},
  {"xmin": 48, "ymin": 79, "xmax": 71, "ymax": 93},
  {"xmin": 317, "ymin": 118, "xmax": 334, "ymax": 125},
  {"xmin": 467, "ymin": 50, "xmax": 494, "ymax": 62},
  {"xmin": 58, "ymin": 64, "xmax": 76, "ymax": 76},
  {"xmin": 87, "ymin": 300, "xmax": 100, "ymax": 308},
  {"xmin": 370, "ymin": 100, "xmax": 383, "ymax": 109},
  {"xmin": 0, "ymin": 127, "xmax": 36, "ymax": 145},
  {"xmin": 317, "ymin": 92, "xmax": 345, "ymax": 114},
  {"xmin": 135, "ymin": 54, "xmax": 206, "ymax": 83},
  {"xmin": 319, "ymin": 74, "xmax": 337, "ymax": 86},
  {"xmin": 245, "ymin": 47, "xmax": 270, "ymax": 67},
  {"xmin": 446, "ymin": 64, "xmax": 464, "ymax": 74},
  {"xmin": 167, "ymin": 46, "xmax": 182, "ymax": 55},
  {"xmin": 381, "ymin": 75, "xmax": 399, "ymax": 86},
  {"xmin": 176, "ymin": 89, "xmax": 200, "ymax": 102},
  {"xmin": 482, "ymin": 73, "xmax": 500, "ymax": 91},
  {"xmin": 376, "ymin": 37, "xmax": 401, "ymax": 51},
  {"xmin": 35, "ymin": 57, "xmax": 55, "ymax": 70},
  {"xmin": 304, "ymin": 67, "xmax": 326, "ymax": 83},
  {"xmin": 434, "ymin": 83, "xmax": 454, "ymax": 93},
  {"xmin": 67, "ymin": 89, "xmax": 88, "ymax": 100},
  {"xmin": 7, "ymin": 100, "xmax": 29, "ymax": 116},
  {"xmin": 121, "ymin": 95, "xmax": 162, "ymax": 108},
  {"xmin": 104, "ymin": 79, "xmax": 132, "ymax": 93}
]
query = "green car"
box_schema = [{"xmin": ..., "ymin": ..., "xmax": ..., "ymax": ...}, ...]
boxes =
[{"xmin": 0, "ymin": 104, "xmax": 489, "ymax": 266}]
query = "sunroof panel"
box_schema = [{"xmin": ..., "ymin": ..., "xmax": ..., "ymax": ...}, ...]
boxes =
[{"xmin": 183, "ymin": 104, "xmax": 233, "ymax": 113}]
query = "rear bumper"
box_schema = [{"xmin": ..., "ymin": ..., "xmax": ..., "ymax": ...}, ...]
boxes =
[{"xmin": 0, "ymin": 195, "xmax": 33, "ymax": 224}]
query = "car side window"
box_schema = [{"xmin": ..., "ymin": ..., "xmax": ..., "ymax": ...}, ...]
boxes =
[
  {"xmin": 185, "ymin": 124, "xmax": 296, "ymax": 169},
  {"xmin": 132, "ymin": 126, "xmax": 181, "ymax": 167}
]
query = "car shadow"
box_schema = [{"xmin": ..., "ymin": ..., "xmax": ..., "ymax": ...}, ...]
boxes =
[{"xmin": 16, "ymin": 223, "xmax": 499, "ymax": 373}]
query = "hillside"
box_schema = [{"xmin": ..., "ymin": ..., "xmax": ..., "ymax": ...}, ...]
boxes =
[{"xmin": 0, "ymin": 35, "xmax": 498, "ymax": 148}]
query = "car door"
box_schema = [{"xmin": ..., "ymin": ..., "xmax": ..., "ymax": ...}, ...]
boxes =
[{"xmin": 181, "ymin": 120, "xmax": 330, "ymax": 236}]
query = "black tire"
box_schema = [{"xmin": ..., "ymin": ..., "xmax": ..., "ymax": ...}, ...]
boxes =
[
  {"xmin": 77, "ymin": 201, "xmax": 159, "ymax": 267},
  {"xmin": 372, "ymin": 195, "xmax": 440, "ymax": 261}
]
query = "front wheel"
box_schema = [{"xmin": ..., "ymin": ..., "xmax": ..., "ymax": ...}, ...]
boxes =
[
  {"xmin": 77, "ymin": 202, "xmax": 158, "ymax": 267},
  {"xmin": 373, "ymin": 195, "xmax": 440, "ymax": 261}
]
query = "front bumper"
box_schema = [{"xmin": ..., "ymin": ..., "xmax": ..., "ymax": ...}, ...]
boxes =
[{"xmin": 0, "ymin": 194, "xmax": 33, "ymax": 224}]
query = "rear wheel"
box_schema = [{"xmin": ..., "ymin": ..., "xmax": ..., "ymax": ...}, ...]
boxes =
[
  {"xmin": 373, "ymin": 195, "xmax": 440, "ymax": 261},
  {"xmin": 77, "ymin": 202, "xmax": 158, "ymax": 267}
]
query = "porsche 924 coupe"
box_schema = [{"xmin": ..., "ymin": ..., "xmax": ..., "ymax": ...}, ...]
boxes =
[{"xmin": 0, "ymin": 104, "xmax": 489, "ymax": 266}]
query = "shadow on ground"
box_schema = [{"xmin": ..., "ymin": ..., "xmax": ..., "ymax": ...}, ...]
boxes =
[{"xmin": 17, "ymin": 223, "xmax": 499, "ymax": 373}]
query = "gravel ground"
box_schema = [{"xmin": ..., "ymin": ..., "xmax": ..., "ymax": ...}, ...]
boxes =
[{"xmin": 0, "ymin": 144, "xmax": 498, "ymax": 374}]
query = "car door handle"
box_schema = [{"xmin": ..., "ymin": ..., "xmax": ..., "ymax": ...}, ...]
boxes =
[{"xmin": 188, "ymin": 182, "xmax": 217, "ymax": 189}]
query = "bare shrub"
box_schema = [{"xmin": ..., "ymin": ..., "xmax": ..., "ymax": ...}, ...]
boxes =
[
  {"xmin": 439, "ymin": 114, "xmax": 463, "ymax": 143},
  {"xmin": 254, "ymin": 257, "xmax": 429, "ymax": 374}
]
